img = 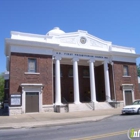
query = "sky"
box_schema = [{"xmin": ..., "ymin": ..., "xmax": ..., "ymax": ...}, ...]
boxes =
[{"xmin": 0, "ymin": 0, "xmax": 140, "ymax": 73}]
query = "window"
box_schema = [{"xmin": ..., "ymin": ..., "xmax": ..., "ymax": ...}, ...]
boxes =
[
  {"xmin": 123, "ymin": 65, "xmax": 129, "ymax": 76},
  {"xmin": 68, "ymin": 68, "xmax": 73, "ymax": 77},
  {"xmin": 5, "ymin": 80, "xmax": 9, "ymax": 89},
  {"xmin": 28, "ymin": 58, "xmax": 37, "ymax": 72},
  {"xmin": 83, "ymin": 69, "xmax": 89, "ymax": 78}
]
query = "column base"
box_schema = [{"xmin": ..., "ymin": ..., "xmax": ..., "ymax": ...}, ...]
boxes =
[
  {"xmin": 91, "ymin": 100, "xmax": 98, "ymax": 103},
  {"xmin": 106, "ymin": 99, "xmax": 112, "ymax": 102},
  {"xmin": 74, "ymin": 101, "xmax": 81, "ymax": 104},
  {"xmin": 55, "ymin": 102, "xmax": 63, "ymax": 105}
]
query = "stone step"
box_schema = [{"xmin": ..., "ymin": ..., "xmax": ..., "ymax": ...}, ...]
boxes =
[
  {"xmin": 69, "ymin": 103, "xmax": 92, "ymax": 112},
  {"xmin": 94, "ymin": 102, "xmax": 113, "ymax": 110}
]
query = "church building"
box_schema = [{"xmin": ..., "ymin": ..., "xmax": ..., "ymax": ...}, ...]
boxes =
[{"xmin": 4, "ymin": 27, "xmax": 140, "ymax": 115}]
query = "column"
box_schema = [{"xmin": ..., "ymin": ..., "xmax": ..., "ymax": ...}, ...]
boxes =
[
  {"xmin": 55, "ymin": 56, "xmax": 62, "ymax": 105},
  {"xmin": 73, "ymin": 58, "xmax": 80, "ymax": 104},
  {"xmin": 22, "ymin": 87, "xmax": 25, "ymax": 113},
  {"xmin": 39, "ymin": 87, "xmax": 43, "ymax": 112},
  {"xmin": 103, "ymin": 60, "xmax": 111, "ymax": 102},
  {"xmin": 89, "ymin": 59, "xmax": 97, "ymax": 102}
]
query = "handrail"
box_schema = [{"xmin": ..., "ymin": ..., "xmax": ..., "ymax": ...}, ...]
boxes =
[
  {"xmin": 86, "ymin": 97, "xmax": 94, "ymax": 110},
  {"xmin": 106, "ymin": 95, "xmax": 120, "ymax": 108},
  {"xmin": 62, "ymin": 97, "xmax": 68, "ymax": 104},
  {"xmin": 62, "ymin": 97, "xmax": 69, "ymax": 112}
]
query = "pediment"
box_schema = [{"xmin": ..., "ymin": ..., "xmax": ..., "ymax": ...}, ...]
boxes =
[{"xmin": 54, "ymin": 30, "xmax": 112, "ymax": 51}]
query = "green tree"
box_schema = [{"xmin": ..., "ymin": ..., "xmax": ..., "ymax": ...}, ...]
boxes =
[
  {"xmin": 137, "ymin": 64, "xmax": 140, "ymax": 77},
  {"xmin": 0, "ymin": 73, "xmax": 4, "ymax": 101}
]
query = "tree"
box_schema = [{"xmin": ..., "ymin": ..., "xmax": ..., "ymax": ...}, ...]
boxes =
[
  {"xmin": 0, "ymin": 73, "xmax": 4, "ymax": 101},
  {"xmin": 137, "ymin": 64, "xmax": 140, "ymax": 77}
]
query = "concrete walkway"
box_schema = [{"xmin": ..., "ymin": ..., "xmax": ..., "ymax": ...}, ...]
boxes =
[{"xmin": 0, "ymin": 108, "xmax": 122, "ymax": 129}]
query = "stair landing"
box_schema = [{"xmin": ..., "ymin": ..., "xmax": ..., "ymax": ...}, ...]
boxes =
[
  {"xmin": 69, "ymin": 103, "xmax": 92, "ymax": 112},
  {"xmin": 94, "ymin": 102, "xmax": 113, "ymax": 110}
]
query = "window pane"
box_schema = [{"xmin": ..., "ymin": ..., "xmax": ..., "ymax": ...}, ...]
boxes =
[
  {"xmin": 83, "ymin": 69, "xmax": 89, "ymax": 77},
  {"xmin": 68, "ymin": 68, "xmax": 73, "ymax": 77},
  {"xmin": 28, "ymin": 59, "xmax": 36, "ymax": 72},
  {"xmin": 123, "ymin": 65, "xmax": 128, "ymax": 76}
]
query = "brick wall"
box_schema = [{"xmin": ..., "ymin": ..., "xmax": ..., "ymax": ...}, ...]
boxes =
[
  {"xmin": 9, "ymin": 53, "xmax": 53, "ymax": 105},
  {"xmin": 113, "ymin": 61, "xmax": 140, "ymax": 101}
]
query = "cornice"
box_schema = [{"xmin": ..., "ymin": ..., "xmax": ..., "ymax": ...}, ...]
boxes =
[{"xmin": 5, "ymin": 38, "xmax": 140, "ymax": 60}]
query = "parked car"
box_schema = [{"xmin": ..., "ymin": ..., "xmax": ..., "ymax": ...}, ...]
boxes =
[{"xmin": 122, "ymin": 100, "xmax": 140, "ymax": 115}]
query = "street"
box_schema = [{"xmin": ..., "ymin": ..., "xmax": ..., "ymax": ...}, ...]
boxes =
[{"xmin": 0, "ymin": 114, "xmax": 140, "ymax": 140}]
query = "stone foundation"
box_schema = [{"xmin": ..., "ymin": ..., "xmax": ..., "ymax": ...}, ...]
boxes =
[
  {"xmin": 9, "ymin": 107, "xmax": 22, "ymax": 115},
  {"xmin": 55, "ymin": 105, "xmax": 69, "ymax": 113},
  {"xmin": 42, "ymin": 105, "xmax": 54, "ymax": 112},
  {"xmin": 109, "ymin": 101, "xmax": 124, "ymax": 108}
]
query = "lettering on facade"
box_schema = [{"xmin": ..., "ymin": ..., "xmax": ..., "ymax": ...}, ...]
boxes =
[
  {"xmin": 55, "ymin": 52, "xmax": 108, "ymax": 59},
  {"xmin": 56, "ymin": 52, "xmax": 61, "ymax": 55},
  {"xmin": 95, "ymin": 56, "xmax": 103, "ymax": 58},
  {"xmin": 75, "ymin": 54, "xmax": 94, "ymax": 58},
  {"xmin": 64, "ymin": 53, "xmax": 73, "ymax": 56}
]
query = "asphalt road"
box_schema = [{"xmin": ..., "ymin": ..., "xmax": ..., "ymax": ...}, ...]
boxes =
[{"xmin": 0, "ymin": 114, "xmax": 140, "ymax": 140}]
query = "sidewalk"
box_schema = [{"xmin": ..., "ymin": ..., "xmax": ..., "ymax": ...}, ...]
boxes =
[{"xmin": 0, "ymin": 108, "xmax": 122, "ymax": 129}]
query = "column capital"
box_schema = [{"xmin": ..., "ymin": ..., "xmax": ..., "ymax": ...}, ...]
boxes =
[
  {"xmin": 72, "ymin": 57, "xmax": 79, "ymax": 62},
  {"xmin": 103, "ymin": 60, "xmax": 109, "ymax": 70},
  {"xmin": 102, "ymin": 60, "xmax": 109, "ymax": 64},
  {"xmin": 88, "ymin": 58, "xmax": 95, "ymax": 63},
  {"xmin": 55, "ymin": 56, "xmax": 61, "ymax": 60},
  {"xmin": 111, "ymin": 62, "xmax": 114, "ymax": 65}
]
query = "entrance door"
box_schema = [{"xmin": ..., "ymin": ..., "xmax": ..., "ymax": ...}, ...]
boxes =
[
  {"xmin": 26, "ymin": 92, "xmax": 39, "ymax": 113},
  {"xmin": 125, "ymin": 90, "xmax": 133, "ymax": 105}
]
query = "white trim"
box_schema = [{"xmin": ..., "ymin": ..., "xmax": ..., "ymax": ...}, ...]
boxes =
[
  {"xmin": 122, "ymin": 84, "xmax": 133, "ymax": 86},
  {"xmin": 122, "ymin": 84, "xmax": 134, "ymax": 106},
  {"xmin": 20, "ymin": 83, "xmax": 44, "ymax": 113},
  {"xmin": 24, "ymin": 72, "xmax": 40, "ymax": 75},
  {"xmin": 122, "ymin": 76, "xmax": 131, "ymax": 78},
  {"xmin": 21, "ymin": 83, "xmax": 44, "ymax": 86}
]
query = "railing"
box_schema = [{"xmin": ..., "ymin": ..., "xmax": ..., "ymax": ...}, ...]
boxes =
[
  {"xmin": 106, "ymin": 95, "xmax": 120, "ymax": 108},
  {"xmin": 62, "ymin": 97, "xmax": 69, "ymax": 112},
  {"xmin": 86, "ymin": 97, "xmax": 94, "ymax": 110}
]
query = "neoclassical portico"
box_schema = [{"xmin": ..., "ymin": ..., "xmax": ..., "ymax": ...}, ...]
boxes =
[{"xmin": 54, "ymin": 55, "xmax": 112, "ymax": 105}]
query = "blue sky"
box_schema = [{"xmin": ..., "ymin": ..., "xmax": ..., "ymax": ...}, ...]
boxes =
[{"xmin": 0, "ymin": 0, "xmax": 140, "ymax": 73}]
